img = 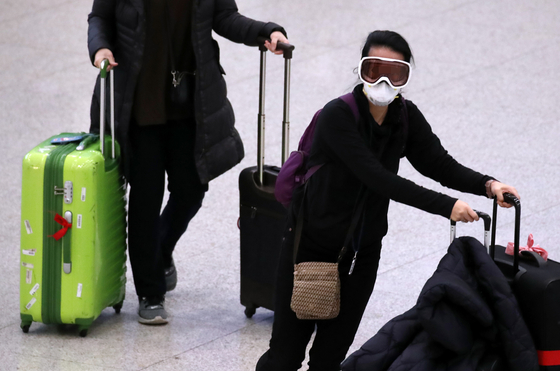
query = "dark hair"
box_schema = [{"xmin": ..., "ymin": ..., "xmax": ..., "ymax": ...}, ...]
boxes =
[{"xmin": 361, "ymin": 30, "xmax": 414, "ymax": 64}]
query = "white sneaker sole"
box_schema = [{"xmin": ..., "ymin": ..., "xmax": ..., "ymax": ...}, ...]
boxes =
[{"xmin": 138, "ymin": 315, "xmax": 168, "ymax": 325}]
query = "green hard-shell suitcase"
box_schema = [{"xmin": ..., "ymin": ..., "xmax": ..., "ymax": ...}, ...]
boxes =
[{"xmin": 19, "ymin": 62, "xmax": 127, "ymax": 337}]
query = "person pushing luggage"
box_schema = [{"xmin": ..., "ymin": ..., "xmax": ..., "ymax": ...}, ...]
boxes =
[
  {"xmin": 256, "ymin": 30, "xmax": 519, "ymax": 371},
  {"xmin": 87, "ymin": 0, "xmax": 288, "ymax": 325}
]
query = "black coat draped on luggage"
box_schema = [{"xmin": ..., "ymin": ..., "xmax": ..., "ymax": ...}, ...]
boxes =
[
  {"xmin": 341, "ymin": 237, "xmax": 539, "ymax": 371},
  {"xmin": 87, "ymin": 0, "xmax": 283, "ymax": 182}
]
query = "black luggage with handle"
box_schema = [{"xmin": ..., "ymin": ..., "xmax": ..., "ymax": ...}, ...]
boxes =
[
  {"xmin": 490, "ymin": 194, "xmax": 560, "ymax": 370},
  {"xmin": 239, "ymin": 40, "xmax": 294, "ymax": 318}
]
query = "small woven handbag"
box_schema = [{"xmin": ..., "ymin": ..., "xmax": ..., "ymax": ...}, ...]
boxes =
[{"xmin": 290, "ymin": 184, "xmax": 366, "ymax": 320}]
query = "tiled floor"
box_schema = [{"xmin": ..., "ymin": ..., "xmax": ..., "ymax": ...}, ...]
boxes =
[{"xmin": 1, "ymin": 0, "xmax": 559, "ymax": 370}]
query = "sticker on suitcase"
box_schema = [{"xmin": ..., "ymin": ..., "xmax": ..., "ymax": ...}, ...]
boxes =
[
  {"xmin": 77, "ymin": 215, "xmax": 82, "ymax": 229},
  {"xmin": 24, "ymin": 220, "xmax": 33, "ymax": 234},
  {"xmin": 77, "ymin": 283, "xmax": 83, "ymax": 298},
  {"xmin": 22, "ymin": 262, "xmax": 34, "ymax": 269},
  {"xmin": 81, "ymin": 187, "xmax": 86, "ymax": 202},
  {"xmin": 29, "ymin": 283, "xmax": 39, "ymax": 296},
  {"xmin": 25, "ymin": 298, "xmax": 37, "ymax": 310},
  {"xmin": 22, "ymin": 249, "xmax": 36, "ymax": 256},
  {"xmin": 26, "ymin": 270, "xmax": 32, "ymax": 284}
]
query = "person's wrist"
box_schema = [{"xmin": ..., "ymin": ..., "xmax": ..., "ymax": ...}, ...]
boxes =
[{"xmin": 485, "ymin": 179, "xmax": 498, "ymax": 198}]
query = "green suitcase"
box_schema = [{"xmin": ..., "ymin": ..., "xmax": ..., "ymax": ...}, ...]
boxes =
[{"xmin": 19, "ymin": 63, "xmax": 127, "ymax": 337}]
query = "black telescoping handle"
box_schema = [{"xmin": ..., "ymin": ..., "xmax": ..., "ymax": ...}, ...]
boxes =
[
  {"xmin": 255, "ymin": 37, "xmax": 295, "ymax": 186},
  {"xmin": 490, "ymin": 193, "xmax": 521, "ymax": 274},
  {"xmin": 450, "ymin": 210, "xmax": 492, "ymax": 248}
]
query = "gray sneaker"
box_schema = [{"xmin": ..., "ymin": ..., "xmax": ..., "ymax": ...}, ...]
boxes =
[
  {"xmin": 165, "ymin": 259, "xmax": 177, "ymax": 292},
  {"xmin": 138, "ymin": 296, "xmax": 168, "ymax": 325}
]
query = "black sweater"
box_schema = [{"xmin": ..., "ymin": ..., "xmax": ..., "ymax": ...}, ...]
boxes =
[{"xmin": 293, "ymin": 85, "xmax": 492, "ymax": 254}]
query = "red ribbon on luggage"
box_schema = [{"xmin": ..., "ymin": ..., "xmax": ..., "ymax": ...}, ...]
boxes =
[
  {"xmin": 538, "ymin": 350, "xmax": 560, "ymax": 366},
  {"xmin": 50, "ymin": 213, "xmax": 72, "ymax": 241},
  {"xmin": 505, "ymin": 233, "xmax": 548, "ymax": 261}
]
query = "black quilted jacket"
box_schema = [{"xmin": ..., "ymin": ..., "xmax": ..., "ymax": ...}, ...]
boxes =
[
  {"xmin": 87, "ymin": 0, "xmax": 284, "ymax": 182},
  {"xmin": 341, "ymin": 237, "xmax": 539, "ymax": 371}
]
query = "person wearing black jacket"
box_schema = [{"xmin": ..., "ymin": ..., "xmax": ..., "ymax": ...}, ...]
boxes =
[
  {"xmin": 87, "ymin": 0, "xmax": 288, "ymax": 325},
  {"xmin": 256, "ymin": 30, "xmax": 519, "ymax": 371}
]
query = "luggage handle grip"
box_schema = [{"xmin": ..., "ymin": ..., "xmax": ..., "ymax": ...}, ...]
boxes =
[
  {"xmin": 450, "ymin": 210, "xmax": 491, "ymax": 248},
  {"xmin": 99, "ymin": 59, "xmax": 115, "ymax": 159},
  {"xmin": 519, "ymin": 250, "xmax": 547, "ymax": 268},
  {"xmin": 256, "ymin": 37, "xmax": 295, "ymax": 59},
  {"xmin": 490, "ymin": 192, "xmax": 521, "ymax": 274}
]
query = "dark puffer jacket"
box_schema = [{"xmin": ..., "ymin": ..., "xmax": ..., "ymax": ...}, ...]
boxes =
[
  {"xmin": 341, "ymin": 237, "xmax": 539, "ymax": 371},
  {"xmin": 87, "ymin": 0, "xmax": 284, "ymax": 182}
]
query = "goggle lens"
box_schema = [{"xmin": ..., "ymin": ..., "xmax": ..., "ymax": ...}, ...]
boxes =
[{"xmin": 360, "ymin": 58, "xmax": 410, "ymax": 88}]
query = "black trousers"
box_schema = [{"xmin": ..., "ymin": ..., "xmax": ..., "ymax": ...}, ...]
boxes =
[
  {"xmin": 128, "ymin": 119, "xmax": 208, "ymax": 298},
  {"xmin": 256, "ymin": 223, "xmax": 382, "ymax": 371}
]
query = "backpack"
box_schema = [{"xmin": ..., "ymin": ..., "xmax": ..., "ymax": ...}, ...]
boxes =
[{"xmin": 274, "ymin": 93, "xmax": 408, "ymax": 208}]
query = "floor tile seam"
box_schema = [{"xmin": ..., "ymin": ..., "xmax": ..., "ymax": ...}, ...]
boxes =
[
  {"xmin": 377, "ymin": 249, "xmax": 445, "ymax": 276},
  {"xmin": 498, "ymin": 203, "xmax": 560, "ymax": 223},
  {"xmin": 3, "ymin": 345, "xmax": 122, "ymax": 370},
  {"xmin": 139, "ymin": 313, "xmax": 274, "ymax": 369},
  {"xmin": 0, "ymin": 321, "xmax": 19, "ymax": 332},
  {"xmin": 406, "ymin": 0, "xmax": 480, "ymax": 24},
  {"xmin": 0, "ymin": 58, "xmax": 86, "ymax": 94},
  {"xmin": 0, "ymin": 0, "xmax": 79, "ymax": 25},
  {"xmin": 415, "ymin": 43, "xmax": 557, "ymax": 95}
]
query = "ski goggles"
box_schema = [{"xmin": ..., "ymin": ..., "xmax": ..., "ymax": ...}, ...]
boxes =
[{"xmin": 358, "ymin": 56, "xmax": 411, "ymax": 89}]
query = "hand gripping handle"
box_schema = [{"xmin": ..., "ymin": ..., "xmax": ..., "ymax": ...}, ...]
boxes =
[
  {"xmin": 450, "ymin": 210, "xmax": 492, "ymax": 249},
  {"xmin": 490, "ymin": 193, "xmax": 521, "ymax": 273}
]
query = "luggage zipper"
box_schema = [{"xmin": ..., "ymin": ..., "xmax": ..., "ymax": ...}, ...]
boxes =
[{"xmin": 42, "ymin": 143, "xmax": 77, "ymax": 324}]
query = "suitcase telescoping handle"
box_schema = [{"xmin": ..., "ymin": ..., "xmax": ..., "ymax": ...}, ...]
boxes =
[
  {"xmin": 99, "ymin": 59, "xmax": 116, "ymax": 159},
  {"xmin": 490, "ymin": 193, "xmax": 521, "ymax": 273},
  {"xmin": 450, "ymin": 210, "xmax": 492, "ymax": 248},
  {"xmin": 255, "ymin": 37, "xmax": 295, "ymax": 186}
]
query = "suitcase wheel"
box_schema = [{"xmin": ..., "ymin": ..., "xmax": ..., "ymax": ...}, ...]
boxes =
[
  {"xmin": 78, "ymin": 326, "xmax": 89, "ymax": 337},
  {"xmin": 244, "ymin": 306, "xmax": 257, "ymax": 318},
  {"xmin": 21, "ymin": 324, "xmax": 30, "ymax": 334},
  {"xmin": 113, "ymin": 302, "xmax": 123, "ymax": 314}
]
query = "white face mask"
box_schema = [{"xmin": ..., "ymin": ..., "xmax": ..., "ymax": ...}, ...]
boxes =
[{"xmin": 362, "ymin": 81, "xmax": 401, "ymax": 107}]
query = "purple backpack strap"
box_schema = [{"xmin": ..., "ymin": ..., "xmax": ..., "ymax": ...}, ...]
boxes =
[
  {"xmin": 339, "ymin": 93, "xmax": 360, "ymax": 122},
  {"xmin": 303, "ymin": 93, "xmax": 360, "ymax": 182}
]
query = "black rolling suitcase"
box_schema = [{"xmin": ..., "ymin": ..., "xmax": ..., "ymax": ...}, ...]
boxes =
[
  {"xmin": 490, "ymin": 194, "xmax": 560, "ymax": 370},
  {"xmin": 239, "ymin": 40, "xmax": 295, "ymax": 318}
]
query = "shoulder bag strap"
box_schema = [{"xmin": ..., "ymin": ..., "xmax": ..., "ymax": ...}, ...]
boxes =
[{"xmin": 293, "ymin": 182, "xmax": 367, "ymax": 264}]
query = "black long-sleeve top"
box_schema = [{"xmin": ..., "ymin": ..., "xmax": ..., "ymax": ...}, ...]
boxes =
[{"xmin": 293, "ymin": 84, "xmax": 493, "ymax": 252}]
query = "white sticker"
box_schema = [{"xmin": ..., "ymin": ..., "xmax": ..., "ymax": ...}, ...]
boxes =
[
  {"xmin": 77, "ymin": 283, "xmax": 83, "ymax": 298},
  {"xmin": 24, "ymin": 220, "xmax": 33, "ymax": 234},
  {"xmin": 22, "ymin": 249, "xmax": 36, "ymax": 256},
  {"xmin": 81, "ymin": 187, "xmax": 86, "ymax": 202},
  {"xmin": 29, "ymin": 283, "xmax": 40, "ymax": 296},
  {"xmin": 26, "ymin": 269, "xmax": 32, "ymax": 284},
  {"xmin": 22, "ymin": 262, "xmax": 34, "ymax": 269},
  {"xmin": 25, "ymin": 298, "xmax": 37, "ymax": 310},
  {"xmin": 77, "ymin": 214, "xmax": 82, "ymax": 229}
]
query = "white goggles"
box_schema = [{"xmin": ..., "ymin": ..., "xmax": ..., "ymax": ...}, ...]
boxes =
[{"xmin": 358, "ymin": 56, "xmax": 411, "ymax": 89}]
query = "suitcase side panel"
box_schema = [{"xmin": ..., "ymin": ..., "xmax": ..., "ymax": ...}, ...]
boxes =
[
  {"xmin": 20, "ymin": 144, "xmax": 51, "ymax": 323},
  {"xmin": 59, "ymin": 139, "xmax": 126, "ymax": 324},
  {"xmin": 239, "ymin": 166, "xmax": 287, "ymax": 312},
  {"xmin": 494, "ymin": 245, "xmax": 560, "ymax": 354}
]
